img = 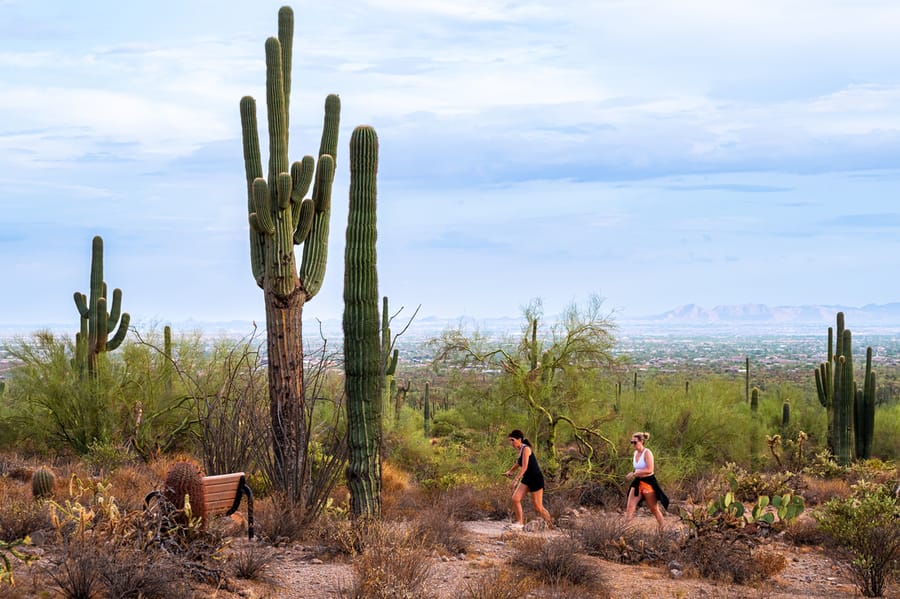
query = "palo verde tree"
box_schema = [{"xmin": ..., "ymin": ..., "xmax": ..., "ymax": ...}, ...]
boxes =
[
  {"xmin": 239, "ymin": 6, "xmax": 340, "ymax": 500},
  {"xmin": 432, "ymin": 295, "xmax": 619, "ymax": 472}
]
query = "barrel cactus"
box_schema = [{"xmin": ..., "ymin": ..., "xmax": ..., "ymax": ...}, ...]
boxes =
[
  {"xmin": 31, "ymin": 467, "xmax": 55, "ymax": 499},
  {"xmin": 163, "ymin": 461, "xmax": 207, "ymax": 525}
]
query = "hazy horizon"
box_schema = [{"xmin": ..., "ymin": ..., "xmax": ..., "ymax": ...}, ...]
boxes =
[{"xmin": 3, "ymin": 1, "xmax": 900, "ymax": 327}]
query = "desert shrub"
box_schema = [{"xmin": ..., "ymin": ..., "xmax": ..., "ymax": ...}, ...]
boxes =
[
  {"xmin": 83, "ymin": 440, "xmax": 135, "ymax": 476},
  {"xmin": 434, "ymin": 482, "xmax": 510, "ymax": 521},
  {"xmin": 801, "ymin": 474, "xmax": 851, "ymax": 506},
  {"xmin": 802, "ymin": 450, "xmax": 845, "ymax": 479},
  {"xmin": 572, "ymin": 512, "xmax": 677, "ymax": 565},
  {"xmin": 2, "ymin": 332, "xmax": 125, "ymax": 454},
  {"xmin": 410, "ymin": 506, "xmax": 469, "ymax": 555},
  {"xmin": 96, "ymin": 545, "xmax": 190, "ymax": 599},
  {"xmin": 510, "ymin": 536, "xmax": 607, "ymax": 593},
  {"xmin": 0, "ymin": 496, "xmax": 52, "ymax": 542},
  {"xmin": 870, "ymin": 402, "xmax": 900, "ymax": 458},
  {"xmin": 681, "ymin": 532, "xmax": 786, "ymax": 583},
  {"xmin": 783, "ymin": 515, "xmax": 826, "ymax": 546},
  {"xmin": 720, "ymin": 463, "xmax": 797, "ymax": 501},
  {"xmin": 816, "ymin": 482, "xmax": 900, "ymax": 597},
  {"xmin": 254, "ymin": 493, "xmax": 310, "ymax": 545},
  {"xmin": 460, "ymin": 569, "xmax": 531, "ymax": 599},
  {"xmin": 339, "ymin": 523, "xmax": 433, "ymax": 599},
  {"xmin": 47, "ymin": 544, "xmax": 104, "ymax": 599},
  {"xmin": 229, "ymin": 541, "xmax": 276, "ymax": 581}
]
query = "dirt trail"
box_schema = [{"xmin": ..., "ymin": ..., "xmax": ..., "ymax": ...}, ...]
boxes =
[{"xmin": 223, "ymin": 515, "xmax": 876, "ymax": 599}]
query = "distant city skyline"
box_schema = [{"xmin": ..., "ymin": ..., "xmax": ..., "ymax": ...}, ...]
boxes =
[{"xmin": 2, "ymin": 1, "xmax": 900, "ymax": 328}]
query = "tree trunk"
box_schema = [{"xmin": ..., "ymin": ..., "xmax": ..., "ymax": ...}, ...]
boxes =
[{"xmin": 264, "ymin": 285, "xmax": 308, "ymax": 502}]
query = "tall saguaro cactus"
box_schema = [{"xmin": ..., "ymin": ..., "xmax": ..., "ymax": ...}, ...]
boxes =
[
  {"xmin": 73, "ymin": 235, "xmax": 130, "ymax": 375},
  {"xmin": 239, "ymin": 6, "xmax": 340, "ymax": 499},
  {"xmin": 343, "ymin": 125, "xmax": 381, "ymax": 518}
]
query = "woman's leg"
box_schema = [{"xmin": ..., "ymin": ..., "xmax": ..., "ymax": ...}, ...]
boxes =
[
  {"xmin": 530, "ymin": 488, "xmax": 553, "ymax": 526},
  {"xmin": 625, "ymin": 486, "xmax": 640, "ymax": 522},
  {"xmin": 644, "ymin": 492, "xmax": 665, "ymax": 530},
  {"xmin": 511, "ymin": 483, "xmax": 528, "ymax": 525}
]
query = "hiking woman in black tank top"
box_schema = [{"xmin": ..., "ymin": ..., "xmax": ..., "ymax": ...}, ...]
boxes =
[{"xmin": 503, "ymin": 429, "xmax": 552, "ymax": 529}]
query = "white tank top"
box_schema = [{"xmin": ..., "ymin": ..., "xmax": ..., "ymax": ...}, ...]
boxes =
[{"xmin": 633, "ymin": 449, "xmax": 648, "ymax": 470}]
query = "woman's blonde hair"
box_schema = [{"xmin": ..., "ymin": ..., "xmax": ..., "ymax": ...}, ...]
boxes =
[{"xmin": 632, "ymin": 432, "xmax": 650, "ymax": 442}]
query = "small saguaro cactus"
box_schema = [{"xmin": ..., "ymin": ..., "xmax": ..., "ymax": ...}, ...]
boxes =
[
  {"xmin": 73, "ymin": 235, "xmax": 130, "ymax": 375},
  {"xmin": 31, "ymin": 467, "xmax": 55, "ymax": 499},
  {"xmin": 745, "ymin": 357, "xmax": 750, "ymax": 404},
  {"xmin": 424, "ymin": 381, "xmax": 432, "ymax": 437},
  {"xmin": 163, "ymin": 461, "xmax": 207, "ymax": 526},
  {"xmin": 782, "ymin": 401, "xmax": 791, "ymax": 429},
  {"xmin": 381, "ymin": 296, "xmax": 399, "ymax": 425},
  {"xmin": 853, "ymin": 346, "xmax": 877, "ymax": 460},
  {"xmin": 751, "ymin": 387, "xmax": 759, "ymax": 413}
]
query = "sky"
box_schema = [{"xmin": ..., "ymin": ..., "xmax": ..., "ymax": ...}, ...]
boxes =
[{"xmin": 2, "ymin": 0, "xmax": 900, "ymax": 331}]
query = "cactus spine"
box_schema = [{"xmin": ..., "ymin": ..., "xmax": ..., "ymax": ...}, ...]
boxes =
[
  {"xmin": 239, "ymin": 6, "xmax": 340, "ymax": 498},
  {"xmin": 343, "ymin": 125, "xmax": 381, "ymax": 519},
  {"xmin": 31, "ymin": 467, "xmax": 55, "ymax": 499},
  {"xmin": 73, "ymin": 235, "xmax": 130, "ymax": 375},
  {"xmin": 381, "ymin": 296, "xmax": 399, "ymax": 425},
  {"xmin": 164, "ymin": 461, "xmax": 207, "ymax": 526}
]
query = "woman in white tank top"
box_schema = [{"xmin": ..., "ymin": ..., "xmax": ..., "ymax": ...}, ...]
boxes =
[{"xmin": 624, "ymin": 431, "xmax": 668, "ymax": 530}]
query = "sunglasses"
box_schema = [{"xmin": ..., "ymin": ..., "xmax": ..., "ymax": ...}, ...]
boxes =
[{"xmin": 629, "ymin": 440, "xmax": 638, "ymax": 444}]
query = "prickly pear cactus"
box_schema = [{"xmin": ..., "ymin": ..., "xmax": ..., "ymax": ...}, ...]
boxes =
[
  {"xmin": 31, "ymin": 467, "xmax": 55, "ymax": 499},
  {"xmin": 163, "ymin": 461, "xmax": 207, "ymax": 525}
]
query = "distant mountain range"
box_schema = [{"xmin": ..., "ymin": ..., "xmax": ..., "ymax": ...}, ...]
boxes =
[
  {"xmin": 635, "ymin": 303, "xmax": 900, "ymax": 326},
  {"xmin": 4, "ymin": 303, "xmax": 900, "ymax": 339}
]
